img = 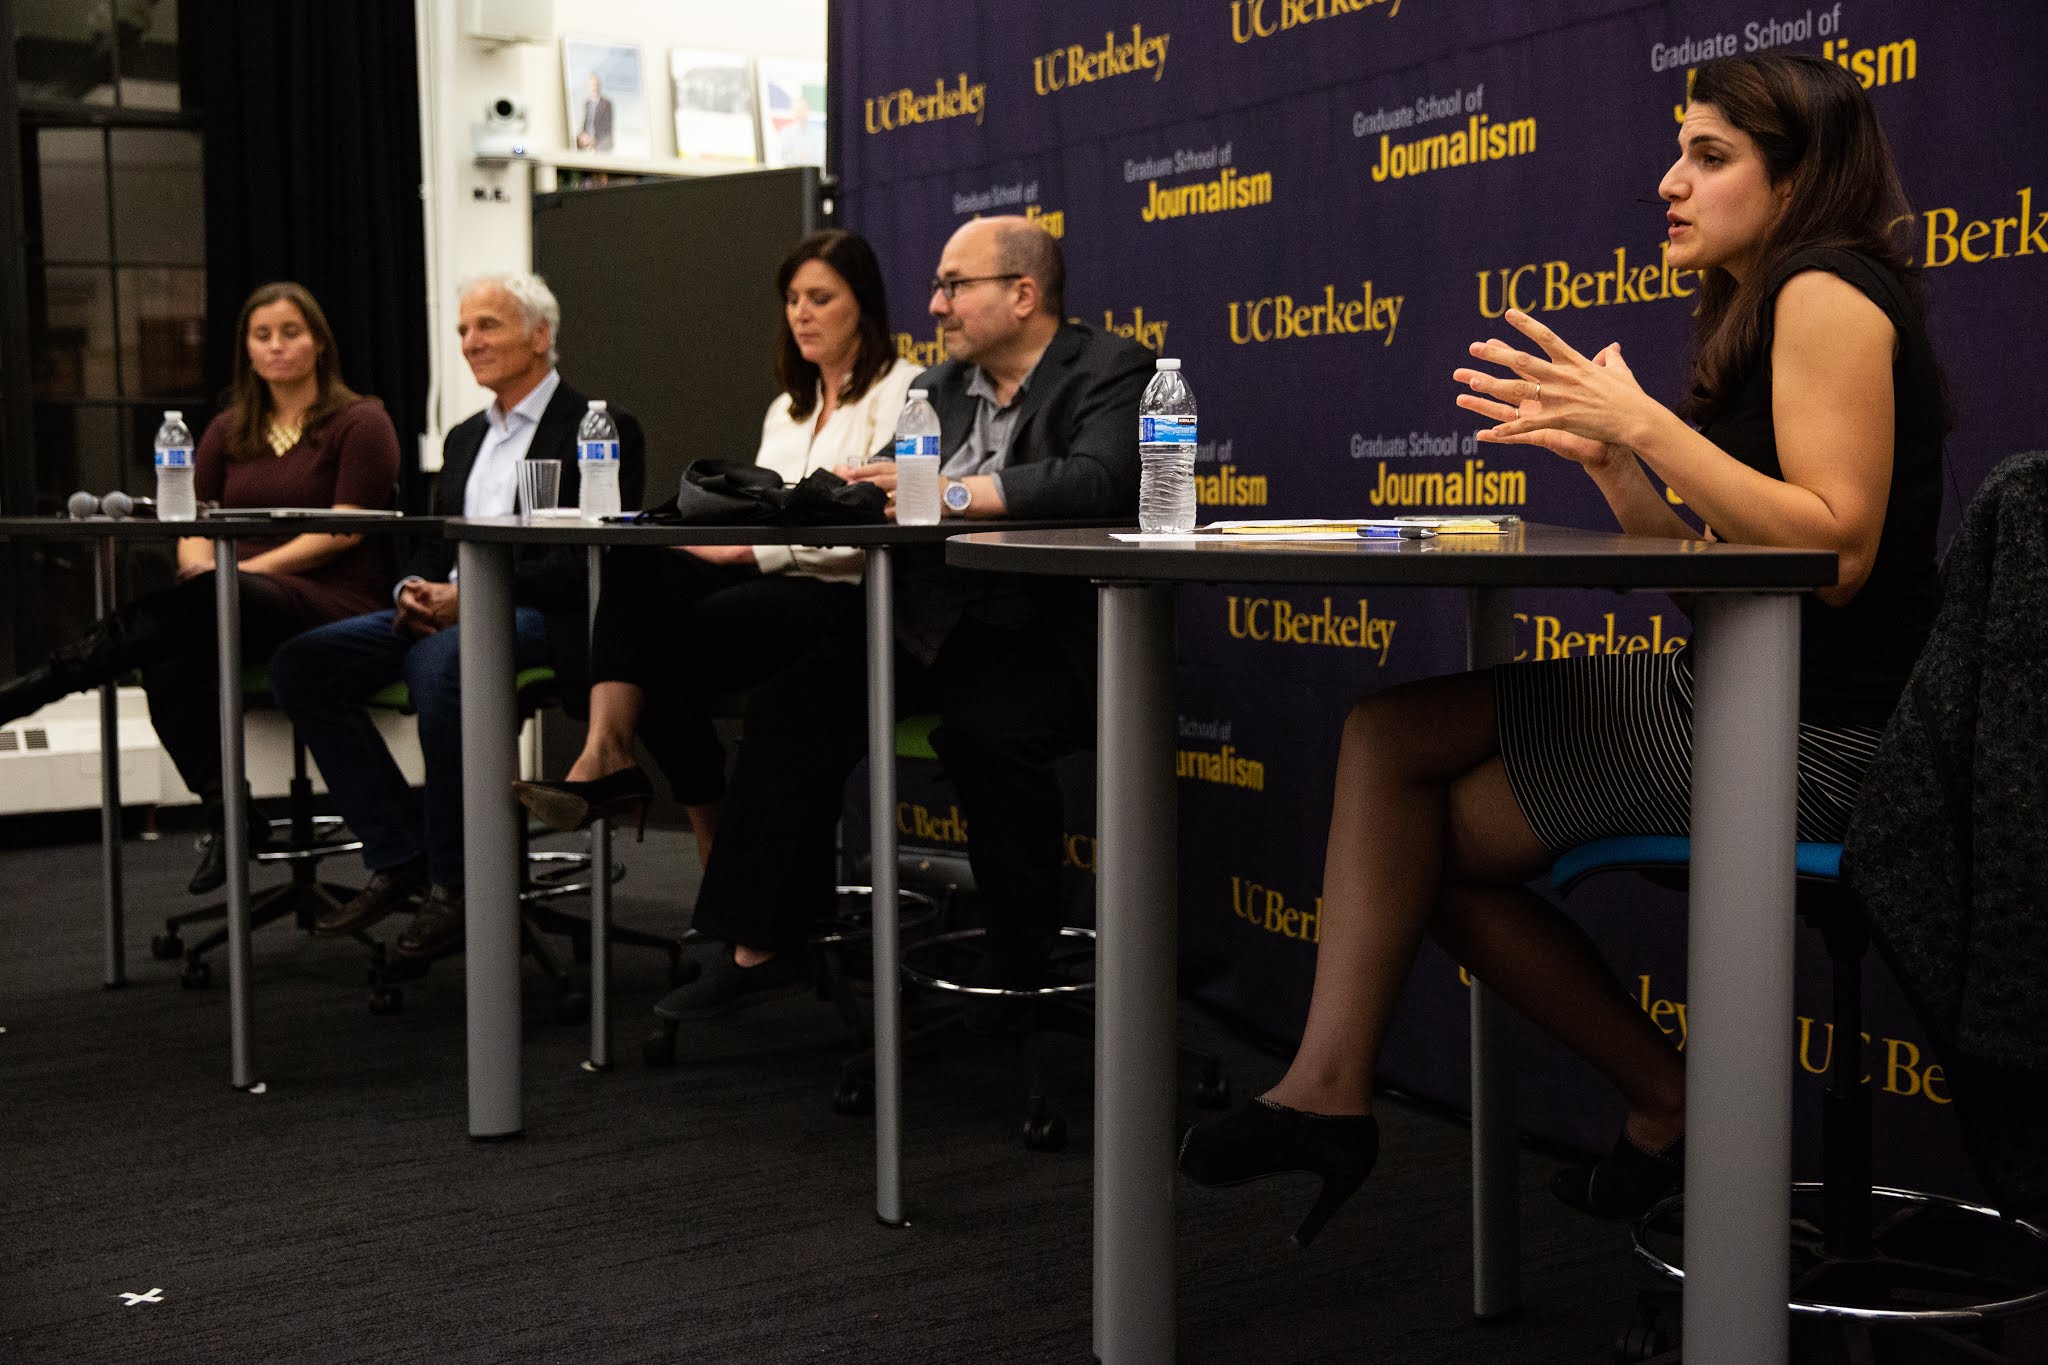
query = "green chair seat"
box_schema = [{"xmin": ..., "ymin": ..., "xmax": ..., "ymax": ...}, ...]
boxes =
[{"xmin": 894, "ymin": 712, "xmax": 941, "ymax": 762}]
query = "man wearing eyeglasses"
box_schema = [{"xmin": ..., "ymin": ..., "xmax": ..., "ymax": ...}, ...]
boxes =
[{"xmin": 665, "ymin": 216, "xmax": 1153, "ymax": 1028}]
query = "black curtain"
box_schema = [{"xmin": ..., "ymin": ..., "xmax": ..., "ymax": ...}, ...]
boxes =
[{"xmin": 190, "ymin": 0, "xmax": 428, "ymax": 508}]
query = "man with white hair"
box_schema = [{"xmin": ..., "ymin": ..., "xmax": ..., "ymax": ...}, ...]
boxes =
[{"xmin": 268, "ymin": 273, "xmax": 644, "ymax": 961}]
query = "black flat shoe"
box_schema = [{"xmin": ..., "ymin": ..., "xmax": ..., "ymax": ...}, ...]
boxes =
[
  {"xmin": 513, "ymin": 766, "xmax": 653, "ymax": 839},
  {"xmin": 1551, "ymin": 1130, "xmax": 1684, "ymax": 1221},
  {"xmin": 650, "ymin": 945, "xmax": 808, "ymax": 1021},
  {"xmin": 1178, "ymin": 1099, "xmax": 1380, "ymax": 1247}
]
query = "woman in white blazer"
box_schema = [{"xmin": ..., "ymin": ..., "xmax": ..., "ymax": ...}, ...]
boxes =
[{"xmin": 515, "ymin": 230, "xmax": 918, "ymax": 863}]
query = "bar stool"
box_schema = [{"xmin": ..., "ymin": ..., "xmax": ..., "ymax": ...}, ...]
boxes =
[
  {"xmin": 639, "ymin": 711, "xmax": 955, "ymax": 1068},
  {"xmin": 363, "ymin": 667, "xmax": 682, "ymax": 1016},
  {"xmin": 1552, "ymin": 836, "xmax": 2048, "ymax": 1363},
  {"xmin": 152, "ymin": 665, "xmax": 370, "ymax": 987}
]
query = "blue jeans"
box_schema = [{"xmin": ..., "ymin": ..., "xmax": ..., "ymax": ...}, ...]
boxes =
[{"xmin": 269, "ymin": 608, "xmax": 550, "ymax": 887}]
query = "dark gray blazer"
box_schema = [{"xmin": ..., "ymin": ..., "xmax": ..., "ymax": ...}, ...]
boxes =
[{"xmin": 916, "ymin": 320, "xmax": 1153, "ymax": 519}]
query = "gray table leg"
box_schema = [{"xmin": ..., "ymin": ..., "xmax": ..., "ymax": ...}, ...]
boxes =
[
  {"xmin": 95, "ymin": 539, "xmax": 125, "ymax": 989},
  {"xmin": 214, "ymin": 540, "xmax": 257, "ymax": 1091},
  {"xmin": 1465, "ymin": 588, "xmax": 1519, "ymax": 1319},
  {"xmin": 1094, "ymin": 582, "xmax": 1178, "ymax": 1365},
  {"xmin": 461, "ymin": 540, "xmax": 523, "ymax": 1138},
  {"xmin": 1685, "ymin": 592, "xmax": 1800, "ymax": 1364},
  {"xmin": 583, "ymin": 545, "xmax": 612, "ymax": 1074},
  {"xmin": 866, "ymin": 545, "xmax": 906, "ymax": 1226}
]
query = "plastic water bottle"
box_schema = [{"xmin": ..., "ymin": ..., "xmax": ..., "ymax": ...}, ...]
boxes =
[
  {"xmin": 153, "ymin": 410, "xmax": 196, "ymax": 521},
  {"xmin": 577, "ymin": 399, "xmax": 622, "ymax": 519},
  {"xmin": 892, "ymin": 387, "xmax": 942, "ymax": 526},
  {"xmin": 1138, "ymin": 359, "xmax": 1197, "ymax": 533}
]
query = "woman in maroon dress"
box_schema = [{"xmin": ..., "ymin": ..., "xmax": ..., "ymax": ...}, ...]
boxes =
[{"xmin": 0, "ymin": 282, "xmax": 400, "ymax": 891}]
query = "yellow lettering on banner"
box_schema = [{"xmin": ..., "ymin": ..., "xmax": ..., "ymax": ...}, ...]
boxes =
[
  {"xmin": 1228, "ymin": 282, "xmax": 1403, "ymax": 346},
  {"xmin": 1229, "ymin": 876, "xmax": 1323, "ymax": 942},
  {"xmin": 1907, "ymin": 189, "xmax": 2048, "ymax": 269},
  {"xmin": 1823, "ymin": 35, "xmax": 1919, "ymax": 89},
  {"xmin": 864, "ymin": 74, "xmax": 987, "ymax": 134},
  {"xmin": 1369, "ymin": 115, "xmax": 1537, "ymax": 183},
  {"xmin": 1034, "ymin": 25, "xmax": 1173, "ymax": 96},
  {"xmin": 1224, "ymin": 596, "xmax": 1397, "ymax": 663},
  {"xmin": 1232, "ymin": 0, "xmax": 1402, "ymax": 45},
  {"xmin": 894, "ymin": 326, "xmax": 947, "ymax": 368},
  {"xmin": 1514, "ymin": 613, "xmax": 1685, "ymax": 662},
  {"xmin": 1141, "ymin": 167, "xmax": 1275, "ymax": 223},
  {"xmin": 1478, "ymin": 243, "xmax": 1695, "ymax": 318}
]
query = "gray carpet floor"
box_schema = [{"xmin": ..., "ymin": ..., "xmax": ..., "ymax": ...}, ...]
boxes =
[{"xmin": 3, "ymin": 820, "xmax": 1667, "ymax": 1363}]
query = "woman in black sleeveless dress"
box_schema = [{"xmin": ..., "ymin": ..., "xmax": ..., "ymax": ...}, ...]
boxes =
[{"xmin": 1179, "ymin": 52, "xmax": 1948, "ymax": 1244}]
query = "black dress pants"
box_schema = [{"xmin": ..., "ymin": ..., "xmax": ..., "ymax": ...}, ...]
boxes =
[
  {"xmin": 136, "ymin": 571, "xmax": 337, "ymax": 802},
  {"xmin": 693, "ymin": 611, "xmax": 1094, "ymax": 972},
  {"xmin": 587, "ymin": 547, "xmax": 863, "ymax": 805}
]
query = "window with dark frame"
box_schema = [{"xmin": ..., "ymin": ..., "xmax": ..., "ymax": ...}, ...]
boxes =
[{"xmin": 6, "ymin": 0, "xmax": 201, "ymax": 673}]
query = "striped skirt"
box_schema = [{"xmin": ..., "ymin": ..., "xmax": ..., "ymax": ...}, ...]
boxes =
[{"xmin": 1494, "ymin": 646, "xmax": 1882, "ymax": 853}]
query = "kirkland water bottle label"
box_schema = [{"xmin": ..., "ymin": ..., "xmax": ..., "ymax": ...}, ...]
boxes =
[
  {"xmin": 578, "ymin": 440, "xmax": 619, "ymax": 463},
  {"xmin": 1140, "ymin": 417, "xmax": 1197, "ymax": 445},
  {"xmin": 155, "ymin": 447, "xmax": 192, "ymax": 469},
  {"xmin": 894, "ymin": 435, "xmax": 940, "ymax": 458}
]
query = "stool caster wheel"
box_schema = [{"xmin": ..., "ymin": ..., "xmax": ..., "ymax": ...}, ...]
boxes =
[
  {"xmin": 1023, "ymin": 1101, "xmax": 1068, "ymax": 1153},
  {"xmin": 1614, "ymin": 1322, "xmax": 1670, "ymax": 1363},
  {"xmin": 1195, "ymin": 1062, "xmax": 1231, "ymax": 1109},
  {"xmin": 179, "ymin": 959, "xmax": 212, "ymax": 989},
  {"xmin": 150, "ymin": 932, "xmax": 184, "ymax": 961},
  {"xmin": 369, "ymin": 986, "xmax": 404, "ymax": 1016},
  {"xmin": 642, "ymin": 1019, "xmax": 679, "ymax": 1067},
  {"xmin": 834, "ymin": 1077, "xmax": 874, "ymax": 1116},
  {"xmin": 554, "ymin": 992, "xmax": 589, "ymax": 1025}
]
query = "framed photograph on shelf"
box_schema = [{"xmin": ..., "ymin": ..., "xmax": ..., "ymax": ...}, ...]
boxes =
[
  {"xmin": 670, "ymin": 49, "xmax": 758, "ymax": 166},
  {"xmin": 756, "ymin": 58, "xmax": 827, "ymax": 169},
  {"xmin": 561, "ymin": 37, "xmax": 650, "ymax": 159}
]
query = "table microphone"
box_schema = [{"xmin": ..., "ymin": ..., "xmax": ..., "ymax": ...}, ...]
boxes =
[
  {"xmin": 102, "ymin": 490, "xmax": 136, "ymax": 519},
  {"xmin": 67, "ymin": 491, "xmax": 100, "ymax": 519}
]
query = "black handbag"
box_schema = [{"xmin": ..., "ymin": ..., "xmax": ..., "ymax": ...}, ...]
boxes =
[{"xmin": 628, "ymin": 458, "xmax": 888, "ymax": 526}]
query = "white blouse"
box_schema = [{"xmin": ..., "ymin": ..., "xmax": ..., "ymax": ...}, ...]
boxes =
[{"xmin": 750, "ymin": 357, "xmax": 920, "ymax": 582}]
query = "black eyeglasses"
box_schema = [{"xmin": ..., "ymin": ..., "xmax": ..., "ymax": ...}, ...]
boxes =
[{"xmin": 929, "ymin": 273, "xmax": 1022, "ymax": 300}]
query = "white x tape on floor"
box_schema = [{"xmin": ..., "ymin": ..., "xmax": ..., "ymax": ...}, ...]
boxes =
[{"xmin": 118, "ymin": 1289, "xmax": 164, "ymax": 1307}]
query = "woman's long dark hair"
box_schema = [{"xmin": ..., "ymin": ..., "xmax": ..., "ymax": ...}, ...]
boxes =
[
  {"xmin": 223, "ymin": 281, "xmax": 363, "ymax": 462},
  {"xmin": 1680, "ymin": 53, "xmax": 1921, "ymax": 424},
  {"xmin": 774, "ymin": 230, "xmax": 895, "ymax": 421}
]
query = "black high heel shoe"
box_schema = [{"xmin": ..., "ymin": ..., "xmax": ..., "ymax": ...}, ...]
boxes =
[
  {"xmin": 1178, "ymin": 1099, "xmax": 1380, "ymax": 1247},
  {"xmin": 1550, "ymin": 1129, "xmax": 1684, "ymax": 1220},
  {"xmin": 512, "ymin": 765, "xmax": 654, "ymax": 840}
]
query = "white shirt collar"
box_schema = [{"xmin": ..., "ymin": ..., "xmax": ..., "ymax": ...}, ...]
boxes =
[{"xmin": 488, "ymin": 368, "xmax": 561, "ymax": 434}]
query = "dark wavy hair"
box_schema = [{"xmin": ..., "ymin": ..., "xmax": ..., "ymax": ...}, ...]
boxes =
[
  {"xmin": 223, "ymin": 281, "xmax": 365, "ymax": 462},
  {"xmin": 774, "ymin": 230, "xmax": 896, "ymax": 422},
  {"xmin": 1679, "ymin": 53, "xmax": 1926, "ymax": 425}
]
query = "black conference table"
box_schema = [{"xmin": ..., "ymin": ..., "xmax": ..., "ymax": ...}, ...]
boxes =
[
  {"xmin": 443, "ymin": 513, "xmax": 1117, "ymax": 1228},
  {"xmin": 947, "ymin": 523, "xmax": 1836, "ymax": 1365},
  {"xmin": 0, "ymin": 511, "xmax": 434, "ymax": 1093}
]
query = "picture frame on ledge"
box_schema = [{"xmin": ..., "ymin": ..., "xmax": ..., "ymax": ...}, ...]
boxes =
[
  {"xmin": 562, "ymin": 37, "xmax": 651, "ymax": 160},
  {"xmin": 671, "ymin": 49, "xmax": 759, "ymax": 167},
  {"xmin": 756, "ymin": 57, "xmax": 827, "ymax": 169}
]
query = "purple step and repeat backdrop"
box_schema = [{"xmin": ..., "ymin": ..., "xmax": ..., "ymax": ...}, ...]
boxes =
[{"xmin": 830, "ymin": 1, "xmax": 2048, "ymax": 1190}]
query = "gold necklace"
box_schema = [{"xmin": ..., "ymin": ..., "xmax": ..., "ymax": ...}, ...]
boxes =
[{"xmin": 266, "ymin": 419, "xmax": 302, "ymax": 456}]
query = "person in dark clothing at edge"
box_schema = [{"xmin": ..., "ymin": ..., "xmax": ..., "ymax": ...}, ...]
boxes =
[{"xmin": 1178, "ymin": 52, "xmax": 1948, "ymax": 1249}]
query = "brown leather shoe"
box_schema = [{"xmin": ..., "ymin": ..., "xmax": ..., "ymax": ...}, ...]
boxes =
[
  {"xmin": 393, "ymin": 883, "xmax": 464, "ymax": 961},
  {"xmin": 314, "ymin": 856, "xmax": 427, "ymax": 937}
]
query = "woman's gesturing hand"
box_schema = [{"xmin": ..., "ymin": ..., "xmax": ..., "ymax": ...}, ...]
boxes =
[{"xmin": 1453, "ymin": 309, "xmax": 1659, "ymax": 470}]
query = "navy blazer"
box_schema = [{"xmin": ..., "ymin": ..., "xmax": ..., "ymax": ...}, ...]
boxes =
[
  {"xmin": 400, "ymin": 376, "xmax": 646, "ymax": 609},
  {"xmin": 915, "ymin": 320, "xmax": 1153, "ymax": 519}
]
